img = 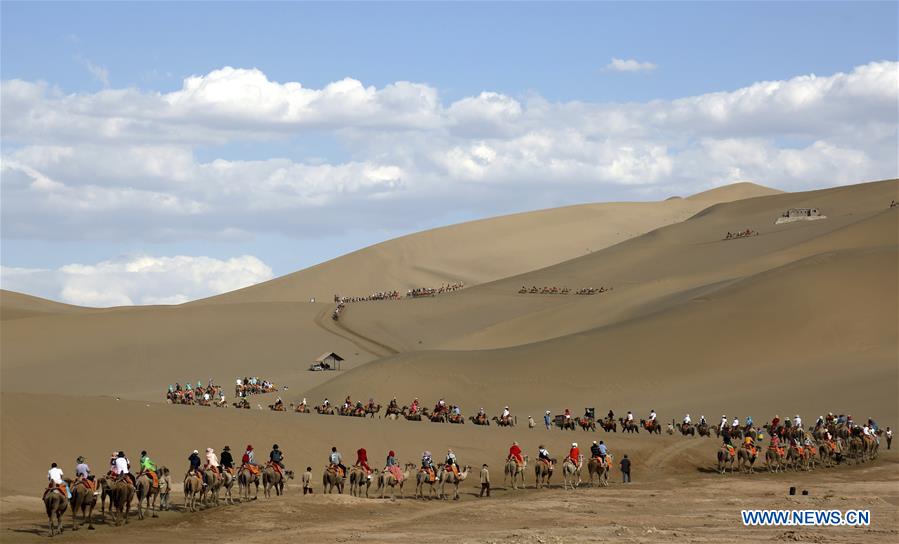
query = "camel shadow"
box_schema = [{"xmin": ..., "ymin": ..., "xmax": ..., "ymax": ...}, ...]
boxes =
[
  {"xmin": 696, "ymin": 467, "xmax": 721, "ymax": 474},
  {"xmin": 7, "ymin": 526, "xmax": 47, "ymax": 537}
]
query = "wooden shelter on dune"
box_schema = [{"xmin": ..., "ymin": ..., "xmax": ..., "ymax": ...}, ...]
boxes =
[{"xmin": 309, "ymin": 352, "xmax": 344, "ymax": 371}]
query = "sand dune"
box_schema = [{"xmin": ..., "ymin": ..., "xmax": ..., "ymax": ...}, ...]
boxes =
[{"xmin": 0, "ymin": 290, "xmax": 89, "ymax": 321}]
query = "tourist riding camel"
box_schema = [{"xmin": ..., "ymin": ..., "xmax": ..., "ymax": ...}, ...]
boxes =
[
  {"xmin": 355, "ymin": 448, "xmax": 372, "ymax": 480},
  {"xmin": 139, "ymin": 450, "xmax": 159, "ymax": 489},
  {"xmin": 220, "ymin": 446, "xmax": 234, "ymax": 473},
  {"xmin": 114, "ymin": 451, "xmax": 134, "ymax": 485},
  {"xmin": 205, "ymin": 447, "xmax": 221, "ymax": 476},
  {"xmin": 566, "ymin": 442, "xmax": 580, "ymax": 468},
  {"xmin": 74, "ymin": 455, "xmax": 95, "ymax": 492},
  {"xmin": 508, "ymin": 441, "xmax": 524, "ymax": 467},
  {"xmin": 266, "ymin": 444, "xmax": 284, "ymax": 475},
  {"xmin": 188, "ymin": 450, "xmax": 203, "ymax": 482},
  {"xmin": 649, "ymin": 409, "xmax": 657, "ymax": 423},
  {"xmin": 329, "ymin": 446, "xmax": 345, "ymax": 477},
  {"xmin": 384, "ymin": 450, "xmax": 403, "ymax": 483},
  {"xmin": 445, "ymin": 449, "xmax": 460, "ymax": 478},
  {"xmin": 683, "ymin": 413, "xmax": 692, "ymax": 425},
  {"xmin": 410, "ymin": 397, "xmax": 420, "ymax": 415},
  {"xmin": 420, "ymin": 450, "xmax": 436, "ymax": 483},
  {"xmin": 538, "ymin": 445, "xmax": 553, "ymax": 469}
]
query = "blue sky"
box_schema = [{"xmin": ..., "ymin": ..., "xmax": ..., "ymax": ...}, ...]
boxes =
[{"xmin": 1, "ymin": 1, "xmax": 897, "ymax": 305}]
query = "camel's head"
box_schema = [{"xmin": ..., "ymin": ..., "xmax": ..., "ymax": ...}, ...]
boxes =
[{"xmin": 285, "ymin": 470, "xmax": 295, "ymax": 479}]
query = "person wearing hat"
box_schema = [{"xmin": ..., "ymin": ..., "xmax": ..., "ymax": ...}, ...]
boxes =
[
  {"xmin": 420, "ymin": 450, "xmax": 435, "ymax": 482},
  {"xmin": 566, "ymin": 442, "xmax": 580, "ymax": 468},
  {"xmin": 508, "ymin": 441, "xmax": 524, "ymax": 467},
  {"xmin": 444, "ymin": 448, "xmax": 459, "ymax": 478},
  {"xmin": 544, "ymin": 410, "xmax": 552, "ymax": 430},
  {"xmin": 537, "ymin": 444, "xmax": 552, "ymax": 469},
  {"xmin": 589, "ymin": 440, "xmax": 602, "ymax": 460},
  {"xmin": 220, "ymin": 446, "xmax": 235, "ymax": 474},
  {"xmin": 269, "ymin": 444, "xmax": 285, "ymax": 475},
  {"xmin": 793, "ymin": 414, "xmax": 802, "ymax": 429},
  {"xmin": 114, "ymin": 451, "xmax": 133, "ymax": 484},
  {"xmin": 188, "ymin": 449, "xmax": 203, "ymax": 482},
  {"xmin": 75, "ymin": 456, "xmax": 91, "ymax": 480}
]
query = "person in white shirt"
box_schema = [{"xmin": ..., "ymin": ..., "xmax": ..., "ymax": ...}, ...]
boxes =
[
  {"xmin": 683, "ymin": 414, "xmax": 692, "ymax": 425},
  {"xmin": 501, "ymin": 406, "xmax": 511, "ymax": 419},
  {"xmin": 626, "ymin": 411, "xmax": 634, "ymax": 422},
  {"xmin": 793, "ymin": 414, "xmax": 802, "ymax": 429},
  {"xmin": 48, "ymin": 463, "xmax": 64, "ymax": 485},
  {"xmin": 719, "ymin": 415, "xmax": 728, "ymax": 431},
  {"xmin": 649, "ymin": 410, "xmax": 657, "ymax": 422},
  {"xmin": 114, "ymin": 451, "xmax": 130, "ymax": 482},
  {"xmin": 731, "ymin": 417, "xmax": 740, "ymax": 428}
]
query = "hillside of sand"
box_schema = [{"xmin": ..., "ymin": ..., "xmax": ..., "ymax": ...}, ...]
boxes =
[{"xmin": 0, "ymin": 179, "xmax": 896, "ymax": 542}]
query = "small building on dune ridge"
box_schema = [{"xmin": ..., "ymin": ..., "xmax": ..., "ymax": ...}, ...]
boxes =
[
  {"xmin": 309, "ymin": 352, "xmax": 344, "ymax": 371},
  {"xmin": 775, "ymin": 207, "xmax": 826, "ymax": 224}
]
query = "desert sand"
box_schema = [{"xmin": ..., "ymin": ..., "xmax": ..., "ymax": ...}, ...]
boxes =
[{"xmin": 1, "ymin": 179, "xmax": 897, "ymax": 542}]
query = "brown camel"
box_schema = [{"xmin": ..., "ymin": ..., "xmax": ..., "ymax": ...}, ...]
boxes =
[
  {"xmin": 238, "ymin": 466, "xmax": 261, "ymax": 501},
  {"xmin": 415, "ymin": 468, "xmax": 438, "ymax": 499},
  {"xmin": 785, "ymin": 445, "xmax": 807, "ymax": 471},
  {"xmin": 43, "ymin": 486, "xmax": 68, "ymax": 537},
  {"xmin": 640, "ymin": 419, "xmax": 662, "ymax": 434},
  {"xmin": 378, "ymin": 463, "xmax": 414, "ymax": 500},
  {"xmin": 492, "ymin": 415, "xmax": 515, "ymax": 427},
  {"xmin": 469, "ymin": 414, "xmax": 490, "ymax": 426},
  {"xmin": 135, "ymin": 470, "xmax": 161, "ymax": 519},
  {"xmin": 717, "ymin": 446, "xmax": 736, "ymax": 474},
  {"xmin": 221, "ymin": 469, "xmax": 236, "ymax": 504},
  {"xmin": 183, "ymin": 472, "xmax": 204, "ymax": 511},
  {"xmin": 504, "ymin": 456, "xmax": 528, "ymax": 490},
  {"xmin": 263, "ymin": 466, "xmax": 294, "ymax": 498},
  {"xmin": 364, "ymin": 402, "xmax": 381, "ymax": 418},
  {"xmin": 578, "ymin": 418, "xmax": 596, "ymax": 431},
  {"xmin": 348, "ymin": 466, "xmax": 374, "ymax": 497},
  {"xmin": 765, "ymin": 447, "xmax": 784, "ymax": 472},
  {"xmin": 534, "ymin": 460, "xmax": 554, "ymax": 489},
  {"xmin": 202, "ymin": 468, "xmax": 223, "ymax": 506},
  {"xmin": 67, "ymin": 478, "xmax": 97, "ymax": 531},
  {"xmin": 105, "ymin": 475, "xmax": 135, "ymax": 525},
  {"xmin": 587, "ymin": 456, "xmax": 611, "ymax": 487},
  {"xmin": 599, "ymin": 418, "xmax": 617, "ymax": 433},
  {"xmin": 401, "ymin": 406, "xmax": 422, "ymax": 421},
  {"xmin": 561, "ymin": 457, "xmax": 582, "ymax": 490},
  {"xmin": 438, "ymin": 465, "xmax": 471, "ymax": 500},
  {"xmin": 737, "ymin": 446, "xmax": 758, "ymax": 473},
  {"xmin": 322, "ymin": 466, "xmax": 346, "ymax": 494}
]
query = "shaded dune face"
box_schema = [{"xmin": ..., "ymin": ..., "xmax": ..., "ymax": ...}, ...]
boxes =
[{"xmin": 1, "ymin": 179, "xmax": 896, "ymax": 500}]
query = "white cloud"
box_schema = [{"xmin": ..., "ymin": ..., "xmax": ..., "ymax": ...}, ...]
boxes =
[
  {"xmin": 0, "ymin": 61, "xmax": 896, "ymax": 245},
  {"xmin": 76, "ymin": 56, "xmax": 110, "ymax": 87},
  {"xmin": 605, "ymin": 58, "xmax": 657, "ymax": 73},
  {"xmin": 1, "ymin": 255, "xmax": 273, "ymax": 307}
]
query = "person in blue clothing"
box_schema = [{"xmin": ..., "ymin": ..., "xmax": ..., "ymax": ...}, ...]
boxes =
[{"xmin": 544, "ymin": 410, "xmax": 552, "ymax": 430}]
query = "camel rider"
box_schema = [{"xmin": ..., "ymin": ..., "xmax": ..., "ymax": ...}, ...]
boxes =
[
  {"xmin": 722, "ymin": 432, "xmax": 733, "ymax": 447},
  {"xmin": 567, "ymin": 443, "xmax": 580, "ymax": 467},
  {"xmin": 590, "ymin": 441, "xmax": 602, "ymax": 459},
  {"xmin": 421, "ymin": 451, "xmax": 435, "ymax": 481},
  {"xmin": 699, "ymin": 415, "xmax": 706, "ymax": 426},
  {"xmin": 537, "ymin": 445, "xmax": 552, "ymax": 468},
  {"xmin": 649, "ymin": 410, "xmax": 657, "ymax": 422},
  {"xmin": 607, "ymin": 409, "xmax": 614, "ymax": 421},
  {"xmin": 745, "ymin": 416, "xmax": 753, "ymax": 427},
  {"xmin": 139, "ymin": 451, "xmax": 159, "ymax": 487},
  {"xmin": 388, "ymin": 397, "xmax": 398, "ymax": 409},
  {"xmin": 206, "ymin": 447, "xmax": 221, "ymax": 476},
  {"xmin": 438, "ymin": 398, "xmax": 446, "ymax": 413},
  {"xmin": 47, "ymin": 463, "xmax": 70, "ymax": 498},
  {"xmin": 115, "ymin": 451, "xmax": 133, "ymax": 485},
  {"xmin": 598, "ymin": 441, "xmax": 608, "ymax": 463},
  {"xmin": 815, "ymin": 416, "xmax": 825, "ymax": 429},
  {"xmin": 743, "ymin": 434, "xmax": 755, "ymax": 450},
  {"xmin": 188, "ymin": 450, "xmax": 203, "ymax": 482},
  {"xmin": 322, "ymin": 397, "xmax": 330, "ymax": 409},
  {"xmin": 220, "ymin": 446, "xmax": 235, "ymax": 473},
  {"xmin": 452, "ymin": 405, "xmax": 462, "ymax": 417},
  {"xmin": 274, "ymin": 396, "xmax": 283, "ymax": 409},
  {"xmin": 683, "ymin": 414, "xmax": 692, "ymax": 425},
  {"xmin": 793, "ymin": 414, "xmax": 802, "ymax": 429},
  {"xmin": 385, "ymin": 450, "xmax": 402, "ymax": 481},
  {"xmin": 411, "ymin": 398, "xmax": 420, "ymax": 414},
  {"xmin": 502, "ymin": 406, "xmax": 511, "ymax": 422},
  {"xmin": 867, "ymin": 418, "xmax": 878, "ymax": 432},
  {"xmin": 355, "ymin": 448, "xmax": 372, "ymax": 479},
  {"xmin": 508, "ymin": 442, "xmax": 524, "ymax": 466},
  {"xmin": 478, "ymin": 407, "xmax": 486, "ymax": 419},
  {"xmin": 445, "ymin": 449, "xmax": 459, "ymax": 477},
  {"xmin": 344, "ymin": 395, "xmax": 352, "ymax": 409},
  {"xmin": 242, "ymin": 445, "xmax": 259, "ymax": 468},
  {"xmin": 731, "ymin": 417, "xmax": 740, "ymax": 429},
  {"xmin": 564, "ymin": 408, "xmax": 571, "ymax": 420},
  {"xmin": 626, "ymin": 411, "xmax": 634, "ymax": 423},
  {"xmin": 269, "ymin": 445, "xmax": 284, "ymax": 474},
  {"xmin": 329, "ymin": 446, "xmax": 345, "ymax": 477},
  {"xmin": 719, "ymin": 415, "xmax": 728, "ymax": 431}
]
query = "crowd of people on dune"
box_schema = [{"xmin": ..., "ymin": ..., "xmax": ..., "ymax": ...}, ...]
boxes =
[
  {"xmin": 518, "ymin": 286, "xmax": 611, "ymax": 295},
  {"xmin": 333, "ymin": 282, "xmax": 465, "ymax": 305},
  {"xmin": 165, "ymin": 377, "xmax": 279, "ymax": 408},
  {"xmin": 724, "ymin": 229, "xmax": 759, "ymax": 240}
]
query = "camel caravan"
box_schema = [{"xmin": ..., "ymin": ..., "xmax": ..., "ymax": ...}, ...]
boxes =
[
  {"xmin": 165, "ymin": 377, "xmax": 279, "ymax": 408},
  {"xmin": 723, "ymin": 228, "xmax": 759, "ymax": 240},
  {"xmin": 517, "ymin": 285, "xmax": 612, "ymax": 295},
  {"xmin": 334, "ymin": 282, "xmax": 465, "ymax": 304},
  {"xmin": 714, "ymin": 413, "xmax": 886, "ymax": 475}
]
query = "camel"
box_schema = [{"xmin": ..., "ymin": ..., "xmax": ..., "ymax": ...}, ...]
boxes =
[
  {"xmin": 221, "ymin": 469, "xmax": 236, "ymax": 504},
  {"xmin": 400, "ymin": 406, "xmax": 422, "ymax": 421},
  {"xmin": 183, "ymin": 472, "xmax": 204, "ymax": 512},
  {"xmin": 534, "ymin": 460, "xmax": 554, "ymax": 489},
  {"xmin": 294, "ymin": 403, "xmax": 310, "ymax": 413},
  {"xmin": 561, "ymin": 457, "xmax": 582, "ymax": 490},
  {"xmin": 504, "ymin": 455, "xmax": 528, "ymax": 490},
  {"xmin": 737, "ymin": 446, "xmax": 758, "ymax": 473},
  {"xmin": 364, "ymin": 402, "xmax": 381, "ymax": 418},
  {"xmin": 559, "ymin": 417, "xmax": 576, "ymax": 431},
  {"xmin": 135, "ymin": 470, "xmax": 161, "ymax": 519},
  {"xmin": 415, "ymin": 468, "xmax": 439, "ymax": 499},
  {"xmin": 469, "ymin": 414, "xmax": 490, "ymax": 426},
  {"xmin": 696, "ymin": 422, "xmax": 711, "ymax": 437},
  {"xmin": 817, "ymin": 440, "xmax": 839, "ymax": 467},
  {"xmin": 448, "ymin": 413, "xmax": 465, "ymax": 424},
  {"xmin": 263, "ymin": 465, "xmax": 294, "ymax": 498},
  {"xmin": 348, "ymin": 466, "xmax": 374, "ymax": 497},
  {"xmin": 322, "ymin": 466, "xmax": 346, "ymax": 494},
  {"xmin": 640, "ymin": 419, "xmax": 662, "ymax": 434},
  {"xmin": 105, "ymin": 475, "xmax": 135, "ymax": 525},
  {"xmin": 202, "ymin": 468, "xmax": 223, "ymax": 506},
  {"xmin": 384, "ymin": 405, "xmax": 402, "ymax": 420},
  {"xmin": 43, "ymin": 486, "xmax": 68, "ymax": 537},
  {"xmin": 785, "ymin": 445, "xmax": 807, "ymax": 471},
  {"xmin": 765, "ymin": 446, "xmax": 784, "ymax": 473},
  {"xmin": 492, "ymin": 415, "xmax": 515, "ymax": 427},
  {"xmin": 238, "ymin": 466, "xmax": 261, "ymax": 500},
  {"xmin": 587, "ymin": 455, "xmax": 611, "ymax": 487},
  {"xmin": 679, "ymin": 423, "xmax": 696, "ymax": 437},
  {"xmin": 159, "ymin": 469, "xmax": 172, "ymax": 510},
  {"xmin": 599, "ymin": 418, "xmax": 617, "ymax": 433},
  {"xmin": 378, "ymin": 463, "xmax": 414, "ymax": 500},
  {"xmin": 314, "ymin": 405, "xmax": 336, "ymax": 415},
  {"xmin": 438, "ymin": 465, "xmax": 471, "ymax": 500},
  {"xmin": 619, "ymin": 418, "xmax": 639, "ymax": 434},
  {"xmin": 67, "ymin": 478, "xmax": 97, "ymax": 531},
  {"xmin": 717, "ymin": 446, "xmax": 736, "ymax": 474}
]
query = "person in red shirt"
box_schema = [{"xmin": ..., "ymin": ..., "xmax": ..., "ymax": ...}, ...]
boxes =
[
  {"xmin": 508, "ymin": 442, "xmax": 524, "ymax": 466},
  {"xmin": 567, "ymin": 442, "xmax": 580, "ymax": 466},
  {"xmin": 355, "ymin": 448, "xmax": 371, "ymax": 477}
]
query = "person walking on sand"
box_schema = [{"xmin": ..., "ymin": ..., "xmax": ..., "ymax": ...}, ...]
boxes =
[
  {"xmin": 302, "ymin": 467, "xmax": 313, "ymax": 495},
  {"xmin": 544, "ymin": 410, "xmax": 552, "ymax": 430},
  {"xmin": 479, "ymin": 464, "xmax": 490, "ymax": 497},
  {"xmin": 620, "ymin": 454, "xmax": 631, "ymax": 483}
]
